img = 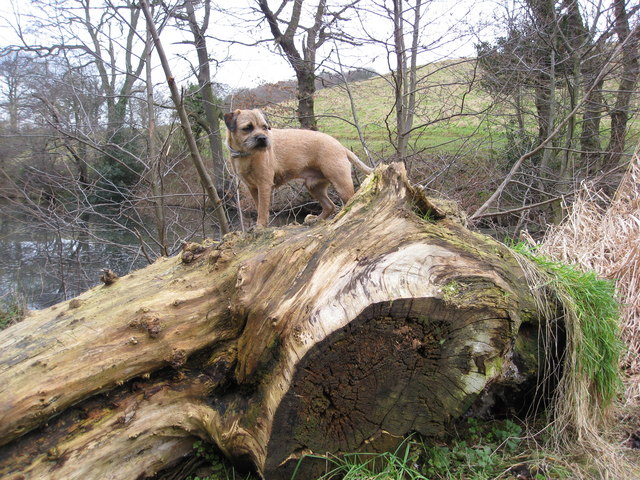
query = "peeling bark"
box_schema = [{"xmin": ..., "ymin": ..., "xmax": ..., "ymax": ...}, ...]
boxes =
[{"xmin": 0, "ymin": 163, "xmax": 543, "ymax": 479}]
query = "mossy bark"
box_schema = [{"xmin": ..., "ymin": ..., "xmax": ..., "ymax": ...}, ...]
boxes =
[{"xmin": 0, "ymin": 163, "xmax": 543, "ymax": 479}]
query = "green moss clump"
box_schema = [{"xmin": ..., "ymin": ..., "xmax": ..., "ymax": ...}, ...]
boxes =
[{"xmin": 440, "ymin": 281, "xmax": 460, "ymax": 303}]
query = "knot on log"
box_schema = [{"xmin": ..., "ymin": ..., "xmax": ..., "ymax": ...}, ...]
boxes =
[
  {"xmin": 100, "ymin": 269, "xmax": 118, "ymax": 285},
  {"xmin": 129, "ymin": 314, "xmax": 162, "ymax": 339},
  {"xmin": 181, "ymin": 241, "xmax": 208, "ymax": 263}
]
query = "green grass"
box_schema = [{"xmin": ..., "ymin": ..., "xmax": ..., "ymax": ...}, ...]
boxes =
[
  {"xmin": 292, "ymin": 420, "xmax": 571, "ymax": 480},
  {"xmin": 268, "ymin": 60, "xmax": 503, "ymax": 159},
  {"xmin": 188, "ymin": 423, "xmax": 537, "ymax": 480},
  {"xmin": 294, "ymin": 440, "xmax": 427, "ymax": 480},
  {"xmin": 267, "ymin": 58, "xmax": 640, "ymax": 167},
  {"xmin": 186, "ymin": 440, "xmax": 253, "ymax": 480},
  {"xmin": 512, "ymin": 242, "xmax": 623, "ymax": 411},
  {"xmin": 509, "ymin": 243, "xmax": 633, "ymax": 480},
  {"xmin": 418, "ymin": 419, "xmax": 568, "ymax": 480}
]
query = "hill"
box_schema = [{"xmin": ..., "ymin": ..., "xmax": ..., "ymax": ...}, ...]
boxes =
[{"xmin": 267, "ymin": 59, "xmax": 498, "ymax": 158}]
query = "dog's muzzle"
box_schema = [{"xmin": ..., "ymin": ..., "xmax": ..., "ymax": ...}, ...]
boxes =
[{"xmin": 252, "ymin": 134, "xmax": 269, "ymax": 148}]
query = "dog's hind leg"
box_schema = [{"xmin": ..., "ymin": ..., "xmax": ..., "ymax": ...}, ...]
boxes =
[
  {"xmin": 305, "ymin": 177, "xmax": 336, "ymax": 221},
  {"xmin": 324, "ymin": 161, "xmax": 355, "ymax": 203},
  {"xmin": 331, "ymin": 175, "xmax": 355, "ymax": 205}
]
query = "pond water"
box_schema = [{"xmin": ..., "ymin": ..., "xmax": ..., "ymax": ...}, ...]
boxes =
[
  {"xmin": 0, "ymin": 213, "xmax": 150, "ymax": 309},
  {"xmin": 0, "ymin": 192, "xmax": 316, "ymax": 310}
]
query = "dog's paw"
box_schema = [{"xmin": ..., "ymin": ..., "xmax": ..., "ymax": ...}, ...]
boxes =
[
  {"xmin": 249, "ymin": 224, "xmax": 267, "ymax": 233},
  {"xmin": 303, "ymin": 214, "xmax": 319, "ymax": 225}
]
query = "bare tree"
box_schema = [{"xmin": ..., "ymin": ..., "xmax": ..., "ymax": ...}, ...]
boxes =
[
  {"xmin": 139, "ymin": 0, "xmax": 230, "ymax": 235},
  {"xmin": 390, "ymin": 0, "xmax": 421, "ymax": 159},
  {"xmin": 171, "ymin": 0, "xmax": 229, "ymax": 194},
  {"xmin": 145, "ymin": 19, "xmax": 169, "ymax": 256},
  {"xmin": 604, "ymin": 0, "xmax": 640, "ymax": 171},
  {"xmin": 472, "ymin": 0, "xmax": 640, "ymax": 230},
  {"xmin": 0, "ymin": 53, "xmax": 31, "ymax": 131},
  {"xmin": 350, "ymin": 0, "xmax": 483, "ymax": 165},
  {"xmin": 0, "ymin": 1, "xmax": 235, "ymax": 307},
  {"xmin": 256, "ymin": 0, "xmax": 356, "ymax": 130}
]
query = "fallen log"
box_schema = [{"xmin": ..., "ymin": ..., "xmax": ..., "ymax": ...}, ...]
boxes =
[{"xmin": 0, "ymin": 163, "xmax": 544, "ymax": 479}]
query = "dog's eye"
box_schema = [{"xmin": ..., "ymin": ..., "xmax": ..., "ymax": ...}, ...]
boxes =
[
  {"xmin": 242, "ymin": 125, "xmax": 253, "ymax": 132},
  {"xmin": 263, "ymin": 124, "xmax": 271, "ymax": 130}
]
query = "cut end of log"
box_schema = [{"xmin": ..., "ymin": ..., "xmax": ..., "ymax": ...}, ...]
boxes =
[
  {"xmin": 259, "ymin": 291, "xmax": 541, "ymax": 478},
  {"xmin": 265, "ymin": 297, "xmax": 508, "ymax": 474}
]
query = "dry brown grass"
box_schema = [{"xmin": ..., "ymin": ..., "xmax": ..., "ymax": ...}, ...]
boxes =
[
  {"xmin": 515, "ymin": 152, "xmax": 640, "ymax": 477},
  {"xmin": 535, "ymin": 155, "xmax": 640, "ymax": 373}
]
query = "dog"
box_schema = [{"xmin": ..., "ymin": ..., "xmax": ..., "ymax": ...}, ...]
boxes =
[{"xmin": 224, "ymin": 109, "xmax": 373, "ymax": 228}]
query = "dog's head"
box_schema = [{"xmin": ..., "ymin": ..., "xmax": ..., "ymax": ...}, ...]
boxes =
[{"xmin": 224, "ymin": 109, "xmax": 272, "ymax": 152}]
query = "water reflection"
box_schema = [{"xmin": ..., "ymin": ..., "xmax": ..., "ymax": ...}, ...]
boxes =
[
  {"xmin": 0, "ymin": 215, "xmax": 149, "ymax": 309},
  {"xmin": 0, "ymin": 194, "xmax": 313, "ymax": 310}
]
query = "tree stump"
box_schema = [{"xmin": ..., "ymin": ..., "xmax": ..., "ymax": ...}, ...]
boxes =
[{"xmin": 0, "ymin": 163, "xmax": 542, "ymax": 479}]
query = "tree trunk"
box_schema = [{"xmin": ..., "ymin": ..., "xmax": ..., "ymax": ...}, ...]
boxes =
[
  {"xmin": 604, "ymin": 0, "xmax": 640, "ymax": 172},
  {"xmin": 139, "ymin": 0, "xmax": 229, "ymax": 236},
  {"xmin": 580, "ymin": 73, "xmax": 604, "ymax": 171},
  {"xmin": 184, "ymin": 0, "xmax": 228, "ymax": 191},
  {"xmin": 0, "ymin": 163, "xmax": 545, "ymax": 479},
  {"xmin": 146, "ymin": 24, "xmax": 169, "ymax": 257},
  {"xmin": 296, "ymin": 67, "xmax": 318, "ymax": 130},
  {"xmin": 392, "ymin": 0, "xmax": 422, "ymax": 160},
  {"xmin": 257, "ymin": 0, "xmax": 321, "ymax": 131}
]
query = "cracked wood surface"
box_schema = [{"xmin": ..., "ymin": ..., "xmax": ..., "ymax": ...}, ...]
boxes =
[{"xmin": 0, "ymin": 163, "xmax": 541, "ymax": 479}]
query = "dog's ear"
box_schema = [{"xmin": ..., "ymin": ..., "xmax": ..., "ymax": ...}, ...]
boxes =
[
  {"xmin": 259, "ymin": 110, "xmax": 272, "ymax": 130},
  {"xmin": 224, "ymin": 110, "xmax": 240, "ymax": 132}
]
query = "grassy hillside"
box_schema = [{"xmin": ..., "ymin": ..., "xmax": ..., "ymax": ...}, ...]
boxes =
[
  {"xmin": 267, "ymin": 59, "xmax": 502, "ymax": 161},
  {"xmin": 266, "ymin": 58, "xmax": 640, "ymax": 170}
]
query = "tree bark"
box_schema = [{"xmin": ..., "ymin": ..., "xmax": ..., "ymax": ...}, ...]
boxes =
[
  {"xmin": 146, "ymin": 23, "xmax": 169, "ymax": 257},
  {"xmin": 295, "ymin": 66, "xmax": 318, "ymax": 130},
  {"xmin": 0, "ymin": 163, "xmax": 544, "ymax": 479},
  {"xmin": 184, "ymin": 0, "xmax": 228, "ymax": 192},
  {"xmin": 392, "ymin": 0, "xmax": 422, "ymax": 160},
  {"xmin": 257, "ymin": 0, "xmax": 326, "ymax": 130},
  {"xmin": 604, "ymin": 0, "xmax": 640, "ymax": 172}
]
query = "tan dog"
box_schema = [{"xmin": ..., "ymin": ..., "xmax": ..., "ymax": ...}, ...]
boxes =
[{"xmin": 224, "ymin": 109, "xmax": 372, "ymax": 228}]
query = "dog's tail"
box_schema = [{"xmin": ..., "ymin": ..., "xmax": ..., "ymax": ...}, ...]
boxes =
[{"xmin": 346, "ymin": 149, "xmax": 374, "ymax": 174}]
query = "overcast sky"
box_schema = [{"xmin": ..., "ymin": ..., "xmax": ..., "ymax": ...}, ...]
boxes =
[{"xmin": 0, "ymin": 0, "xmax": 489, "ymax": 90}]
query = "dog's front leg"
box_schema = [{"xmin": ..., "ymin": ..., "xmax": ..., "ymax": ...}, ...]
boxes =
[{"xmin": 255, "ymin": 184, "xmax": 273, "ymax": 228}]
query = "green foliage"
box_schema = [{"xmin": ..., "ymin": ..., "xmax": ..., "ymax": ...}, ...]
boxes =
[
  {"xmin": 295, "ymin": 420, "xmax": 570, "ymax": 480},
  {"xmin": 440, "ymin": 281, "xmax": 460, "ymax": 303},
  {"xmin": 293, "ymin": 437, "xmax": 427, "ymax": 480},
  {"xmin": 420, "ymin": 419, "xmax": 529, "ymax": 480},
  {"xmin": 186, "ymin": 440, "xmax": 253, "ymax": 480},
  {"xmin": 499, "ymin": 121, "xmax": 537, "ymax": 167},
  {"xmin": 184, "ymin": 83, "xmax": 225, "ymax": 139},
  {"xmin": 184, "ymin": 84, "xmax": 210, "ymax": 139},
  {"xmin": 0, "ymin": 293, "xmax": 26, "ymax": 330},
  {"xmin": 421, "ymin": 209, "xmax": 438, "ymax": 223},
  {"xmin": 94, "ymin": 130, "xmax": 146, "ymax": 204}
]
